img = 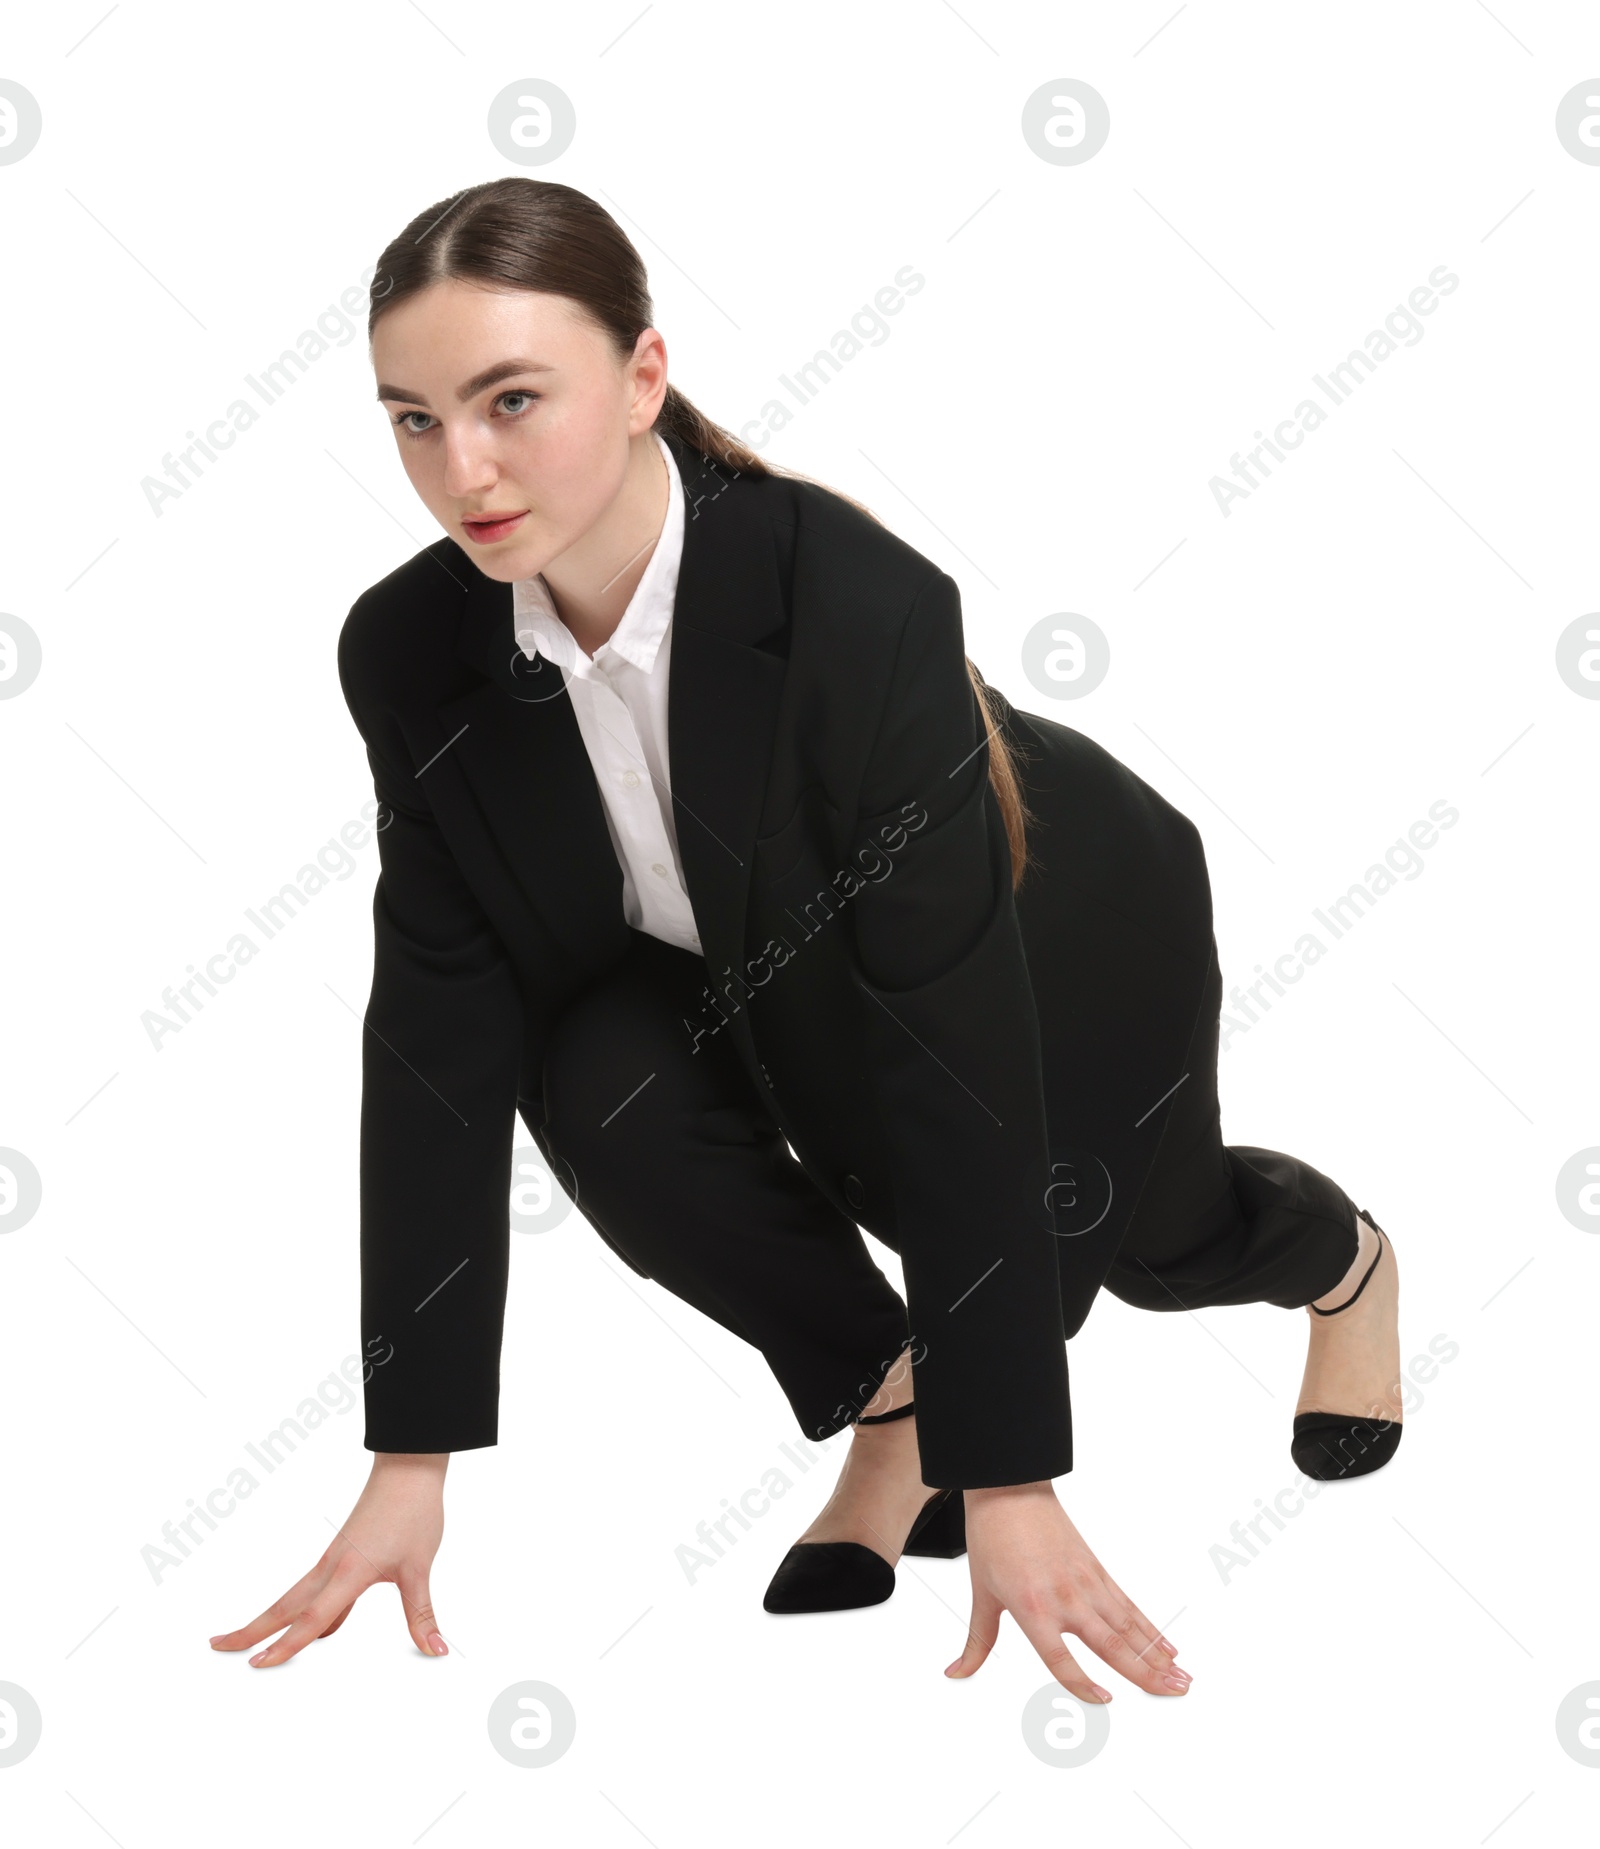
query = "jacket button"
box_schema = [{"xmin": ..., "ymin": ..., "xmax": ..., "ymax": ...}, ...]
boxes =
[{"xmin": 842, "ymin": 1173, "xmax": 866, "ymax": 1211}]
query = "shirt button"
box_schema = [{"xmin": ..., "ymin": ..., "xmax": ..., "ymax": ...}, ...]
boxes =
[
  {"xmin": 652, "ymin": 862, "xmax": 668, "ymax": 878},
  {"xmin": 622, "ymin": 769, "xmax": 640, "ymax": 788}
]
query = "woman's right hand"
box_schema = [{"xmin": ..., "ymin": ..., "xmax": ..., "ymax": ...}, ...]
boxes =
[{"xmin": 209, "ymin": 1452, "xmax": 450, "ymax": 1668}]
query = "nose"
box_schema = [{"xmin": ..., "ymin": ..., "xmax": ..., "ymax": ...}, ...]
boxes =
[{"xmin": 439, "ymin": 421, "xmax": 500, "ymax": 501}]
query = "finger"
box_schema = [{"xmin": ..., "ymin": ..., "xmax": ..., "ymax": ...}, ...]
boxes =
[
  {"xmin": 944, "ymin": 1584, "xmax": 1003, "ymax": 1678},
  {"xmin": 248, "ymin": 1564, "xmax": 371, "ymax": 1668},
  {"xmin": 210, "ymin": 1559, "xmax": 338, "ymax": 1652},
  {"xmin": 1073, "ymin": 1594, "xmax": 1191, "ymax": 1696},
  {"xmin": 1096, "ymin": 1569, "xmax": 1181, "ymax": 1660},
  {"xmin": 1012, "ymin": 1608, "xmax": 1113, "ymax": 1704},
  {"xmin": 1081, "ymin": 1579, "xmax": 1185, "ymax": 1682},
  {"xmin": 317, "ymin": 1601, "xmax": 356, "ymax": 1640},
  {"xmin": 396, "ymin": 1567, "xmax": 447, "ymax": 1657}
]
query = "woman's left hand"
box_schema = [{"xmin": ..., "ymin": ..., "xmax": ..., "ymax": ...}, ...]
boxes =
[{"xmin": 944, "ymin": 1480, "xmax": 1192, "ymax": 1702}]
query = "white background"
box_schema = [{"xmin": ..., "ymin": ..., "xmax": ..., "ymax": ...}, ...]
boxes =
[{"xmin": 2, "ymin": 0, "xmax": 1596, "ymax": 1840}]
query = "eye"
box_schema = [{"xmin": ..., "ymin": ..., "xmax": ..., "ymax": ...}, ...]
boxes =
[{"xmin": 388, "ymin": 389, "xmax": 541, "ymax": 442}]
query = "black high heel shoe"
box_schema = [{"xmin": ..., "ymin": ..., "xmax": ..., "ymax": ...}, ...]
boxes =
[
  {"xmin": 1290, "ymin": 1208, "xmax": 1404, "ymax": 1482},
  {"xmin": 762, "ymin": 1402, "xmax": 966, "ymax": 1614}
]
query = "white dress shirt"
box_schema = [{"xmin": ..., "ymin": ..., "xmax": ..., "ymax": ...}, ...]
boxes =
[{"xmin": 510, "ymin": 431, "xmax": 703, "ymax": 956}]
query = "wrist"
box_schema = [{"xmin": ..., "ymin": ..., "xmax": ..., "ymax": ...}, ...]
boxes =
[
  {"xmin": 964, "ymin": 1478, "xmax": 1055, "ymax": 1504},
  {"xmin": 372, "ymin": 1451, "xmax": 450, "ymax": 1475}
]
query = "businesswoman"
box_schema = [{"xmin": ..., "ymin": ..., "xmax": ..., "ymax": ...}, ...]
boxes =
[{"xmin": 212, "ymin": 178, "xmax": 1404, "ymax": 1701}]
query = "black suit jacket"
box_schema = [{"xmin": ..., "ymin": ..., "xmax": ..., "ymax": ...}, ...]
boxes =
[{"xmin": 336, "ymin": 427, "xmax": 1207, "ymax": 1488}]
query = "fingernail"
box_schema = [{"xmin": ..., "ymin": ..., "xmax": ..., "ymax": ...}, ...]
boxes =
[
  {"xmin": 1160, "ymin": 1637, "xmax": 1178, "ymax": 1655},
  {"xmin": 1090, "ymin": 1684, "xmax": 1113, "ymax": 1702},
  {"xmin": 428, "ymin": 1632, "xmax": 447, "ymax": 1656},
  {"xmin": 248, "ymin": 1652, "xmax": 265, "ymax": 1666},
  {"xmin": 1164, "ymin": 1673, "xmax": 1189, "ymax": 1691},
  {"xmin": 1169, "ymin": 1666, "xmax": 1191, "ymax": 1683}
]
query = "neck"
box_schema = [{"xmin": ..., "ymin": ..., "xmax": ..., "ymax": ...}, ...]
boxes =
[{"xmin": 540, "ymin": 430, "xmax": 668, "ymax": 657}]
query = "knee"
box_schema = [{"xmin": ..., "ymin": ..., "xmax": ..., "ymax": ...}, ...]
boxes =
[{"xmin": 540, "ymin": 1015, "xmax": 638, "ymax": 1174}]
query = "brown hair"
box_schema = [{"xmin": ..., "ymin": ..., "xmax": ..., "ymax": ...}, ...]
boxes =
[{"xmin": 369, "ymin": 177, "xmax": 1033, "ymax": 888}]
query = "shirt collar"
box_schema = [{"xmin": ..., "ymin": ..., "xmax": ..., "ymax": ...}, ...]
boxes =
[{"xmin": 511, "ymin": 430, "xmax": 684, "ymax": 679}]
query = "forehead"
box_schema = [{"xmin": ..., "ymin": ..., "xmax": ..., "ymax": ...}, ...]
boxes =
[{"xmin": 374, "ymin": 282, "xmax": 596, "ymax": 359}]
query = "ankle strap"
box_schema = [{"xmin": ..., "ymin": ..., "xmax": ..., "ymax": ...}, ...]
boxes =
[
  {"xmin": 857, "ymin": 1400, "xmax": 915, "ymax": 1425},
  {"xmin": 1309, "ymin": 1218, "xmax": 1385, "ymax": 1317}
]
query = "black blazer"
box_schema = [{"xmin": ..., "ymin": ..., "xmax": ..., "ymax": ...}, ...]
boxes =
[{"xmin": 336, "ymin": 426, "xmax": 1209, "ymax": 1489}]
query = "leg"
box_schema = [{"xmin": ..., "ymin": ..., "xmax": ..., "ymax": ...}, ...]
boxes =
[
  {"xmin": 1103, "ymin": 936, "xmax": 1362, "ymax": 1313},
  {"xmin": 1297, "ymin": 1210, "xmax": 1404, "ymax": 1425},
  {"xmin": 780, "ymin": 1337, "xmax": 954, "ymax": 1563},
  {"xmin": 1102, "ymin": 936, "xmax": 1403, "ymax": 1428},
  {"xmin": 526, "ymin": 927, "xmax": 913, "ymax": 1443}
]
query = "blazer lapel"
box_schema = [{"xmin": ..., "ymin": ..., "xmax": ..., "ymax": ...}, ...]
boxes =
[
  {"xmin": 663, "ymin": 433, "xmax": 789, "ymax": 1059},
  {"xmin": 437, "ymin": 567, "xmax": 627, "ymax": 969},
  {"xmin": 433, "ymin": 430, "xmax": 791, "ymax": 1059}
]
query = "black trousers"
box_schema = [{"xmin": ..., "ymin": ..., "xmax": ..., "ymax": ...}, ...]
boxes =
[{"xmin": 519, "ymin": 926, "xmax": 1362, "ymax": 1452}]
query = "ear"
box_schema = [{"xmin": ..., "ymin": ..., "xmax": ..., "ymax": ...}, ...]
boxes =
[{"xmin": 627, "ymin": 325, "xmax": 669, "ymax": 430}]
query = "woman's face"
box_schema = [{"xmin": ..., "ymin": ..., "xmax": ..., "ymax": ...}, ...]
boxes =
[{"xmin": 371, "ymin": 278, "xmax": 664, "ymax": 582}]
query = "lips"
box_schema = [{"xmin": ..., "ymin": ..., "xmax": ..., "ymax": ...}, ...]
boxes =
[{"xmin": 461, "ymin": 511, "xmax": 528, "ymax": 545}]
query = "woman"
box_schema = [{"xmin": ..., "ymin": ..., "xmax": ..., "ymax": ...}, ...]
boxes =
[{"xmin": 211, "ymin": 178, "xmax": 1403, "ymax": 1701}]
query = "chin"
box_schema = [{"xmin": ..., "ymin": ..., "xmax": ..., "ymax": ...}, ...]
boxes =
[
  {"xmin": 455, "ymin": 532, "xmax": 547, "ymax": 583},
  {"xmin": 466, "ymin": 554, "xmax": 530, "ymax": 583}
]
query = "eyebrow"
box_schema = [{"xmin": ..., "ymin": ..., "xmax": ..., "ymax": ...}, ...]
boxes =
[{"xmin": 375, "ymin": 359, "xmax": 556, "ymax": 407}]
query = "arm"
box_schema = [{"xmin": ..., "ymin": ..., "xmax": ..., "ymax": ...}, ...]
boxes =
[
  {"xmin": 338, "ymin": 621, "xmax": 526, "ymax": 1453},
  {"xmin": 848, "ymin": 569, "xmax": 1071, "ymax": 1490},
  {"xmin": 209, "ymin": 619, "xmax": 526, "ymax": 1670},
  {"xmin": 849, "ymin": 573, "xmax": 1192, "ymax": 1705}
]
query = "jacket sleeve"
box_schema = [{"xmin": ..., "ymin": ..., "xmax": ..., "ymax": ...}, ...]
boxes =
[
  {"xmin": 848, "ymin": 570, "xmax": 1072, "ymax": 1489},
  {"xmin": 338, "ymin": 621, "xmax": 525, "ymax": 1453}
]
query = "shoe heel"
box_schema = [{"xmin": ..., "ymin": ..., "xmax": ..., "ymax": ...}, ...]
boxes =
[{"xmin": 901, "ymin": 1487, "xmax": 966, "ymax": 1559}]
